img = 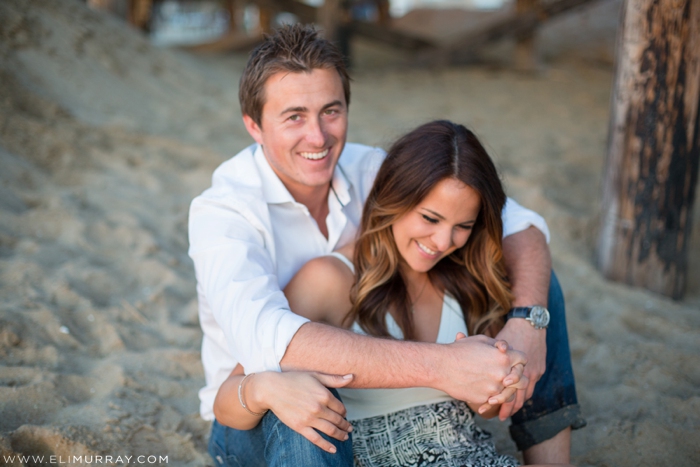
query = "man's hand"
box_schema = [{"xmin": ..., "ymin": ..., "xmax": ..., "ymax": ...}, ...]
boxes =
[
  {"xmin": 493, "ymin": 318, "xmax": 546, "ymax": 420},
  {"xmin": 437, "ymin": 333, "xmax": 527, "ymax": 405}
]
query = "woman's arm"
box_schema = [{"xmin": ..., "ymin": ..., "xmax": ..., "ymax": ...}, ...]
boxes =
[
  {"xmin": 213, "ymin": 364, "xmax": 262, "ymax": 430},
  {"xmin": 213, "ymin": 364, "xmax": 355, "ymax": 453}
]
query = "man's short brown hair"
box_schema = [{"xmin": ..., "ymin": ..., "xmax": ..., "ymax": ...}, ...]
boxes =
[{"xmin": 239, "ymin": 24, "xmax": 351, "ymax": 126}]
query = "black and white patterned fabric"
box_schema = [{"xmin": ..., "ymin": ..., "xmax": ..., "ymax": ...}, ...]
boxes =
[{"xmin": 350, "ymin": 400, "xmax": 519, "ymax": 467}]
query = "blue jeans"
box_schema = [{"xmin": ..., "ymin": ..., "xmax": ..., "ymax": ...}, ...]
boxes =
[
  {"xmin": 209, "ymin": 271, "xmax": 584, "ymax": 465},
  {"xmin": 208, "ymin": 388, "xmax": 353, "ymax": 467},
  {"xmin": 509, "ymin": 271, "xmax": 586, "ymax": 451}
]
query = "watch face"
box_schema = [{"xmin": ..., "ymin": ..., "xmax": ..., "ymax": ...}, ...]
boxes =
[{"xmin": 530, "ymin": 306, "xmax": 550, "ymax": 328}]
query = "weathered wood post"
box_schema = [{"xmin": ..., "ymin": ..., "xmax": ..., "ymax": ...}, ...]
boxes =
[{"xmin": 597, "ymin": 0, "xmax": 700, "ymax": 299}]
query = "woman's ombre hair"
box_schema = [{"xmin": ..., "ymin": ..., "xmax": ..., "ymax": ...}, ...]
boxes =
[{"xmin": 347, "ymin": 120, "xmax": 512, "ymax": 339}]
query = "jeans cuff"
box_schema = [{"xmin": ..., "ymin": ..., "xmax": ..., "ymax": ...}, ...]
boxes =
[{"xmin": 509, "ymin": 404, "xmax": 587, "ymax": 451}]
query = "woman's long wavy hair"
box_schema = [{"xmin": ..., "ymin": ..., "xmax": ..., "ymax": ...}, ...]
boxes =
[{"xmin": 346, "ymin": 120, "xmax": 512, "ymax": 340}]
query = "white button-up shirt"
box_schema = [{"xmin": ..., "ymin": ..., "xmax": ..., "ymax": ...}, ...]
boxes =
[{"xmin": 188, "ymin": 143, "xmax": 550, "ymax": 420}]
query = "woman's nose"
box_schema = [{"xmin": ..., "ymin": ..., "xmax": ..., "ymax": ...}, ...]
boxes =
[{"xmin": 432, "ymin": 227, "xmax": 453, "ymax": 252}]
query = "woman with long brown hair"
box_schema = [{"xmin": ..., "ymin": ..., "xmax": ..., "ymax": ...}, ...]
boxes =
[
  {"xmin": 345, "ymin": 119, "xmax": 512, "ymax": 342},
  {"xmin": 213, "ymin": 120, "xmax": 571, "ymax": 467}
]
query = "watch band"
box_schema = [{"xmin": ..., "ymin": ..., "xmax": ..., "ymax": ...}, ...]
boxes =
[
  {"xmin": 506, "ymin": 307, "xmax": 532, "ymax": 320},
  {"xmin": 506, "ymin": 305, "xmax": 550, "ymax": 329}
]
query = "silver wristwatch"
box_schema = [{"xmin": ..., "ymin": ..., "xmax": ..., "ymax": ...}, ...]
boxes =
[{"xmin": 506, "ymin": 306, "xmax": 550, "ymax": 329}]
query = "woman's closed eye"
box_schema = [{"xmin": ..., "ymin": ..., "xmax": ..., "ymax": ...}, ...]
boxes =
[{"xmin": 421, "ymin": 212, "xmax": 474, "ymax": 230}]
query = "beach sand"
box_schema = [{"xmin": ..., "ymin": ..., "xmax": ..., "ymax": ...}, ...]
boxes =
[{"xmin": 1, "ymin": 0, "xmax": 698, "ymax": 466}]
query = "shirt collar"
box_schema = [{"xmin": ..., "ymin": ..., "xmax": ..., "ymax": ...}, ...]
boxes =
[
  {"xmin": 254, "ymin": 144, "xmax": 354, "ymax": 207},
  {"xmin": 254, "ymin": 145, "xmax": 296, "ymax": 205},
  {"xmin": 329, "ymin": 162, "xmax": 352, "ymax": 208}
]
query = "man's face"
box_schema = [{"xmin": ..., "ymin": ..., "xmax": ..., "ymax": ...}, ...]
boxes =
[{"xmin": 243, "ymin": 68, "xmax": 348, "ymax": 198}]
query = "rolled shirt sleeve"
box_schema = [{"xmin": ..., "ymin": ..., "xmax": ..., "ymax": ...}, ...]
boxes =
[
  {"xmin": 189, "ymin": 196, "xmax": 309, "ymax": 374},
  {"xmin": 502, "ymin": 197, "xmax": 550, "ymax": 243}
]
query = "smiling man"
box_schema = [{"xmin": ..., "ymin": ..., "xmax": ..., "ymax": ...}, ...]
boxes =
[
  {"xmin": 189, "ymin": 24, "xmax": 583, "ymax": 467},
  {"xmin": 242, "ymin": 67, "xmax": 348, "ymax": 236}
]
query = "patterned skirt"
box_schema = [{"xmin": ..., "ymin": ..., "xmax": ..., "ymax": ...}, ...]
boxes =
[{"xmin": 350, "ymin": 400, "xmax": 519, "ymax": 467}]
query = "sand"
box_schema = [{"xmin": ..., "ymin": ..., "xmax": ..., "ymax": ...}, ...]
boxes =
[{"xmin": 0, "ymin": 0, "xmax": 698, "ymax": 466}]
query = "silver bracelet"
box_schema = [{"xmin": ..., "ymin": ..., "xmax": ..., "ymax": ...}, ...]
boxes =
[{"xmin": 238, "ymin": 373, "xmax": 268, "ymax": 417}]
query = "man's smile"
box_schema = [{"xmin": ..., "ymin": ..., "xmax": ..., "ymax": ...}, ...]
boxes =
[{"xmin": 300, "ymin": 148, "xmax": 330, "ymax": 160}]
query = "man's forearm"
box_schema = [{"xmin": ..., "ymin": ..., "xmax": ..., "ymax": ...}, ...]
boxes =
[
  {"xmin": 281, "ymin": 322, "xmax": 437, "ymax": 390},
  {"xmin": 496, "ymin": 226, "xmax": 551, "ymax": 417},
  {"xmin": 502, "ymin": 226, "xmax": 551, "ymax": 307},
  {"xmin": 281, "ymin": 322, "xmax": 527, "ymax": 405}
]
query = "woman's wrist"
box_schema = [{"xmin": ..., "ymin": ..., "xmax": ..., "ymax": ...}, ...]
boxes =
[{"xmin": 243, "ymin": 372, "xmax": 272, "ymax": 415}]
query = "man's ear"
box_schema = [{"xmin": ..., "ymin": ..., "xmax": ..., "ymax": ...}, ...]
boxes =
[{"xmin": 242, "ymin": 114, "xmax": 263, "ymax": 145}]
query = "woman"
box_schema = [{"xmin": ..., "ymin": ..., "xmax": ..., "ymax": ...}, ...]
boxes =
[{"xmin": 214, "ymin": 121, "xmax": 566, "ymax": 466}]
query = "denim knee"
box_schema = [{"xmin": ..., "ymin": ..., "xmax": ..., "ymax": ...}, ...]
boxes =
[
  {"xmin": 263, "ymin": 412, "xmax": 353, "ymax": 467},
  {"xmin": 208, "ymin": 419, "xmax": 266, "ymax": 467},
  {"xmin": 262, "ymin": 387, "xmax": 353, "ymax": 467}
]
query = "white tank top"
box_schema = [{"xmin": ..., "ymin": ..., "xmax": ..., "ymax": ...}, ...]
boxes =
[{"xmin": 328, "ymin": 252, "xmax": 468, "ymax": 421}]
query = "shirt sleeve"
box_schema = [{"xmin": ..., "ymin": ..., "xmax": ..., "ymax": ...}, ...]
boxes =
[
  {"xmin": 188, "ymin": 196, "xmax": 309, "ymax": 373},
  {"xmin": 502, "ymin": 197, "xmax": 551, "ymax": 243}
]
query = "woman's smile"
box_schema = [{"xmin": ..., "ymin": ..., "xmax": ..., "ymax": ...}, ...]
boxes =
[{"xmin": 392, "ymin": 178, "xmax": 481, "ymax": 273}]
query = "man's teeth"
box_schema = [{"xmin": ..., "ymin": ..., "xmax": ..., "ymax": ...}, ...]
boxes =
[
  {"xmin": 417, "ymin": 242, "xmax": 437, "ymax": 255},
  {"xmin": 300, "ymin": 149, "xmax": 329, "ymax": 160}
]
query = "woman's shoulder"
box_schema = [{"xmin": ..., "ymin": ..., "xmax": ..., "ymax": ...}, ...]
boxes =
[
  {"xmin": 302, "ymin": 253, "xmax": 354, "ymax": 280},
  {"xmin": 303, "ymin": 241, "xmax": 355, "ymax": 277},
  {"xmin": 284, "ymin": 252, "xmax": 355, "ymax": 327}
]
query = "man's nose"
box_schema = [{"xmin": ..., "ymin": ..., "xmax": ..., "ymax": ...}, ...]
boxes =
[{"xmin": 305, "ymin": 117, "xmax": 326, "ymax": 146}]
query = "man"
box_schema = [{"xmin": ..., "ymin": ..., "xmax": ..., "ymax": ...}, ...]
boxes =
[{"xmin": 189, "ymin": 24, "xmax": 583, "ymax": 466}]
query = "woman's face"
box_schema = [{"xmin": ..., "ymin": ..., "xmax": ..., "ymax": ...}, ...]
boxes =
[{"xmin": 391, "ymin": 178, "xmax": 481, "ymax": 274}]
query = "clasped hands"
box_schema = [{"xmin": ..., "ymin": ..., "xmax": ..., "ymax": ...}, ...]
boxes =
[
  {"xmin": 447, "ymin": 332, "xmax": 534, "ymax": 421},
  {"xmin": 453, "ymin": 332, "xmax": 530, "ymax": 420}
]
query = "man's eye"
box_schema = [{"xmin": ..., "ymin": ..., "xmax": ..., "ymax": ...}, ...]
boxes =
[
  {"xmin": 422, "ymin": 215, "xmax": 438, "ymax": 224},
  {"xmin": 289, "ymin": 115, "xmax": 301, "ymax": 121},
  {"xmin": 324, "ymin": 109, "xmax": 338, "ymax": 115}
]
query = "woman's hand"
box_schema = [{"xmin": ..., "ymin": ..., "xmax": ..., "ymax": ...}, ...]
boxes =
[
  {"xmin": 452, "ymin": 332, "xmax": 529, "ymax": 418},
  {"xmin": 250, "ymin": 371, "xmax": 355, "ymax": 454},
  {"xmin": 494, "ymin": 317, "xmax": 546, "ymax": 420},
  {"xmin": 477, "ymin": 361, "xmax": 529, "ymax": 416}
]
